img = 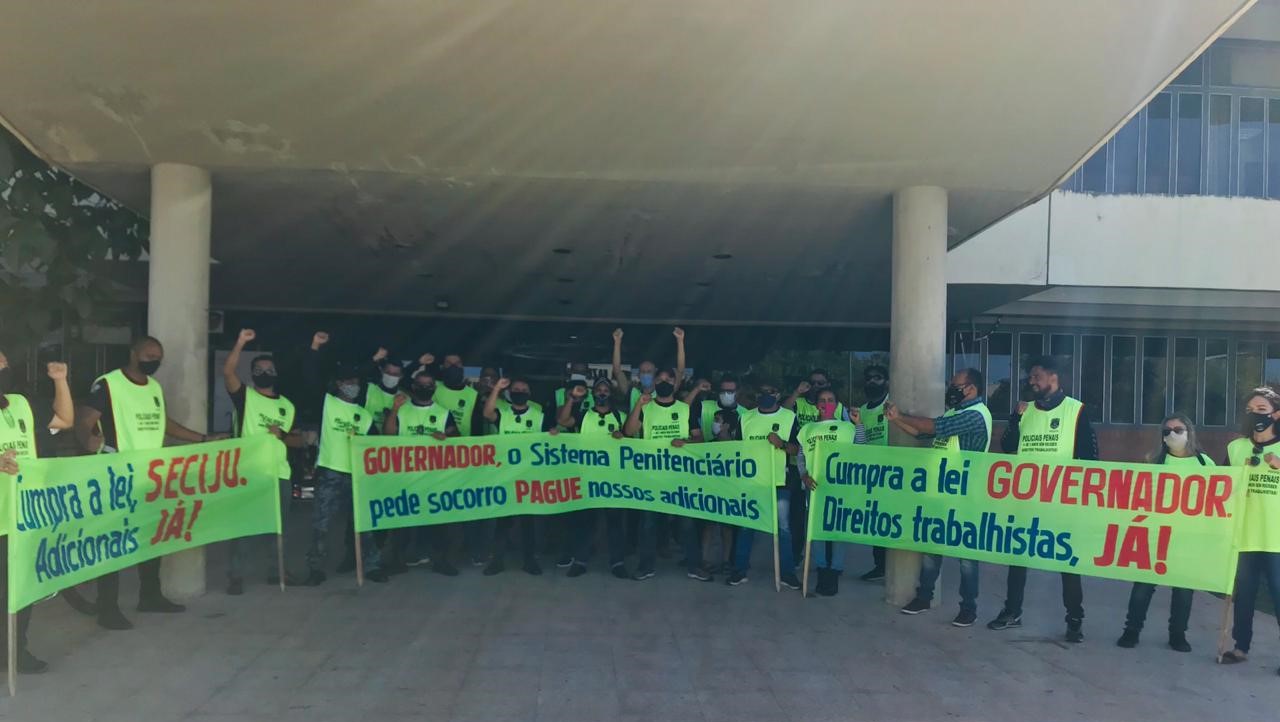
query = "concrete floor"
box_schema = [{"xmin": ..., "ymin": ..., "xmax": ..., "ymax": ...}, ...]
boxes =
[{"xmin": 3, "ymin": 509, "xmax": 1280, "ymax": 722}]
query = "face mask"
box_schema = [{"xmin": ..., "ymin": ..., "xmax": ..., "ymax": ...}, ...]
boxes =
[
  {"xmin": 138, "ymin": 359, "xmax": 162, "ymax": 376},
  {"xmin": 806, "ymin": 383, "xmax": 827, "ymax": 402},
  {"xmin": 719, "ymin": 391, "xmax": 737, "ymax": 407},
  {"xmin": 711, "ymin": 422, "xmax": 724, "ymax": 437},
  {"xmin": 412, "ymin": 384, "xmax": 435, "ymax": 402},
  {"xmin": 569, "ymin": 373, "xmax": 587, "ymax": 384},
  {"xmin": 864, "ymin": 380, "xmax": 885, "ymax": 399},
  {"xmin": 1249, "ymin": 411, "xmax": 1275, "ymax": 434},
  {"xmin": 817, "ymin": 401, "xmax": 838, "ymax": 420},
  {"xmin": 945, "ymin": 385, "xmax": 967, "ymax": 409},
  {"xmin": 338, "ymin": 382, "xmax": 360, "ymax": 400},
  {"xmin": 509, "ymin": 391, "xmax": 530, "ymax": 406},
  {"xmin": 252, "ymin": 371, "xmax": 277, "ymax": 389},
  {"xmin": 1164, "ymin": 430, "xmax": 1188, "ymax": 452},
  {"xmin": 381, "ymin": 373, "xmax": 402, "ymax": 389},
  {"xmin": 442, "ymin": 366, "xmax": 465, "ymax": 386},
  {"xmin": 593, "ymin": 393, "xmax": 610, "ymax": 406},
  {"xmin": 654, "ymin": 381, "xmax": 675, "ymax": 398},
  {"xmin": 758, "ymin": 393, "xmax": 778, "ymax": 409},
  {"xmin": 639, "ymin": 373, "xmax": 655, "ymax": 389}
]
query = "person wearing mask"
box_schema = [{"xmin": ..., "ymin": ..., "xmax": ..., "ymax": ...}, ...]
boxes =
[
  {"xmin": 221, "ymin": 329, "xmax": 307, "ymax": 595},
  {"xmin": 300, "ymin": 332, "xmax": 387, "ymax": 585},
  {"xmin": 729, "ymin": 379, "xmax": 801, "ymax": 590},
  {"xmin": 384, "ymin": 366, "xmax": 460, "ymax": 575},
  {"xmin": 887, "ymin": 368, "xmax": 992, "ymax": 626},
  {"xmin": 436, "ymin": 353, "xmax": 488, "ymax": 565},
  {"xmin": 688, "ymin": 373, "xmax": 745, "ymax": 443},
  {"xmin": 364, "ymin": 347, "xmax": 404, "ymax": 431},
  {"xmin": 614, "ymin": 327, "xmax": 686, "ymax": 412},
  {"xmin": 554, "ymin": 362, "xmax": 594, "ymax": 423},
  {"xmin": 0, "ymin": 353, "xmax": 74, "ymax": 674},
  {"xmin": 1115, "ymin": 413, "xmax": 1210, "ymax": 653},
  {"xmin": 798, "ymin": 388, "xmax": 864, "ymax": 597},
  {"xmin": 556, "ymin": 379, "xmax": 630, "ymax": 579},
  {"xmin": 624, "ymin": 367, "xmax": 701, "ymax": 581},
  {"xmin": 76, "ymin": 336, "xmax": 217, "ymax": 629},
  {"xmin": 786, "ymin": 368, "xmax": 847, "ymax": 426},
  {"xmin": 699, "ymin": 408, "xmax": 744, "ymax": 578},
  {"xmin": 483, "ymin": 376, "xmax": 556, "ymax": 576},
  {"xmin": 856, "ymin": 364, "xmax": 891, "ymax": 582},
  {"xmin": 988, "ymin": 356, "xmax": 1096, "ymax": 642},
  {"xmin": 1218, "ymin": 387, "xmax": 1280, "ymax": 669}
]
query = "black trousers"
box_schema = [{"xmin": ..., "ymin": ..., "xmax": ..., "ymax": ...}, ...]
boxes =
[
  {"xmin": 493, "ymin": 516, "xmax": 537, "ymax": 561},
  {"xmin": 1125, "ymin": 583, "xmax": 1192, "ymax": 636},
  {"xmin": 97, "ymin": 558, "xmax": 164, "ymax": 613},
  {"xmin": 1004, "ymin": 566, "xmax": 1084, "ymax": 622}
]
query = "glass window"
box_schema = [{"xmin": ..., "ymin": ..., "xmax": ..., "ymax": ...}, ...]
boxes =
[
  {"xmin": 1267, "ymin": 343, "xmax": 1280, "ymax": 388},
  {"xmin": 1113, "ymin": 114, "xmax": 1141, "ymax": 194},
  {"xmin": 1240, "ymin": 97, "xmax": 1265, "ymax": 197},
  {"xmin": 1270, "ymin": 100, "xmax": 1280, "ymax": 200},
  {"xmin": 1147, "ymin": 94, "xmax": 1172, "ymax": 194},
  {"xmin": 1176, "ymin": 94, "xmax": 1203, "ymax": 195},
  {"xmin": 1051, "ymin": 334, "xmax": 1075, "ymax": 393},
  {"xmin": 1236, "ymin": 341, "xmax": 1265, "ymax": 408},
  {"xmin": 1204, "ymin": 339, "xmax": 1229, "ymax": 427},
  {"xmin": 1209, "ymin": 44, "xmax": 1280, "ymax": 89},
  {"xmin": 1079, "ymin": 335, "xmax": 1105, "ymax": 423},
  {"xmin": 1207, "ymin": 94, "xmax": 1232, "ymax": 196},
  {"xmin": 1172, "ymin": 56, "xmax": 1204, "ymax": 86},
  {"xmin": 1173, "ymin": 338, "xmax": 1199, "ymax": 420},
  {"xmin": 1111, "ymin": 337, "xmax": 1137, "ymax": 424},
  {"xmin": 1142, "ymin": 337, "xmax": 1169, "ymax": 424},
  {"xmin": 987, "ymin": 333, "xmax": 1012, "ymax": 419},
  {"xmin": 1018, "ymin": 333, "xmax": 1044, "ymax": 404},
  {"xmin": 951, "ymin": 332, "xmax": 980, "ymax": 379},
  {"xmin": 1081, "ymin": 148, "xmax": 1107, "ymax": 193}
]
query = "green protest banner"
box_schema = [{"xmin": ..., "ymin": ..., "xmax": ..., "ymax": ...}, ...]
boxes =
[
  {"xmin": 806, "ymin": 443, "xmax": 1242, "ymax": 593},
  {"xmin": 6, "ymin": 436, "xmax": 282, "ymax": 612},
  {"xmin": 351, "ymin": 434, "xmax": 780, "ymax": 534}
]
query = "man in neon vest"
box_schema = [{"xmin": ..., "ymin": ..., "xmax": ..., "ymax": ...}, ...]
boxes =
[
  {"xmin": 0, "ymin": 354, "xmax": 74, "ymax": 674},
  {"xmin": 220, "ymin": 328, "xmax": 306, "ymax": 595},
  {"xmin": 384, "ymin": 367, "xmax": 460, "ymax": 575},
  {"xmin": 76, "ymin": 336, "xmax": 218, "ymax": 630},
  {"xmin": 556, "ymin": 378, "xmax": 630, "ymax": 579},
  {"xmin": 300, "ymin": 335, "xmax": 388, "ymax": 586},
  {"xmin": 688, "ymin": 373, "xmax": 746, "ymax": 443},
  {"xmin": 857, "ymin": 364, "xmax": 890, "ymax": 582},
  {"xmin": 785, "ymin": 368, "xmax": 848, "ymax": 426},
  {"xmin": 614, "ymin": 327, "xmax": 686, "ymax": 414},
  {"xmin": 483, "ymin": 376, "xmax": 556, "ymax": 575},
  {"xmin": 988, "ymin": 355, "xmax": 1096, "ymax": 642},
  {"xmin": 798, "ymin": 387, "xmax": 865, "ymax": 597},
  {"xmin": 552, "ymin": 362, "xmax": 593, "ymax": 427},
  {"xmin": 435, "ymin": 353, "xmax": 489, "ymax": 565},
  {"xmin": 624, "ymin": 366, "xmax": 700, "ymax": 581},
  {"xmin": 729, "ymin": 378, "xmax": 802, "ymax": 590},
  {"xmin": 365, "ymin": 346, "xmax": 406, "ymax": 432},
  {"xmin": 887, "ymin": 368, "xmax": 992, "ymax": 627}
]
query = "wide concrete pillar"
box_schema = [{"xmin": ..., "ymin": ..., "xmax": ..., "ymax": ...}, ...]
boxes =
[
  {"xmin": 884, "ymin": 185, "xmax": 948, "ymax": 606},
  {"xmin": 148, "ymin": 162, "xmax": 212, "ymax": 599}
]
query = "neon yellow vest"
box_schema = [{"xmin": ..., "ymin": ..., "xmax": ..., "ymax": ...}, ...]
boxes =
[
  {"xmin": 860, "ymin": 399, "xmax": 889, "ymax": 446},
  {"xmin": 642, "ymin": 400, "xmax": 691, "ymax": 441},
  {"xmin": 0, "ymin": 395, "xmax": 37, "ymax": 461},
  {"xmin": 498, "ymin": 403, "xmax": 544, "ymax": 435},
  {"xmin": 1228, "ymin": 437, "xmax": 1280, "ymax": 552},
  {"xmin": 699, "ymin": 402, "xmax": 745, "ymax": 442},
  {"xmin": 238, "ymin": 388, "xmax": 295, "ymax": 479},
  {"xmin": 435, "ymin": 384, "xmax": 478, "ymax": 437},
  {"xmin": 364, "ymin": 385, "xmax": 399, "ymax": 430},
  {"xmin": 1017, "ymin": 396, "xmax": 1083, "ymax": 457},
  {"xmin": 580, "ymin": 408, "xmax": 625, "ymax": 437},
  {"xmin": 395, "ymin": 402, "xmax": 450, "ymax": 437},
  {"xmin": 799, "ymin": 419, "xmax": 858, "ymax": 459},
  {"xmin": 932, "ymin": 402, "xmax": 993, "ymax": 452},
  {"xmin": 742, "ymin": 407, "xmax": 796, "ymax": 484},
  {"xmin": 97, "ymin": 370, "xmax": 166, "ymax": 452},
  {"xmin": 1161, "ymin": 452, "xmax": 1213, "ymax": 467},
  {"xmin": 795, "ymin": 397, "xmax": 846, "ymax": 427},
  {"xmin": 316, "ymin": 393, "xmax": 372, "ymax": 473}
]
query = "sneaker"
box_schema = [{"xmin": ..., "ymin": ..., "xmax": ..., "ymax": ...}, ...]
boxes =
[
  {"xmin": 226, "ymin": 578, "xmax": 245, "ymax": 596},
  {"xmin": 986, "ymin": 610, "xmax": 1022, "ymax": 631},
  {"xmin": 952, "ymin": 610, "xmax": 978, "ymax": 627},
  {"xmin": 1065, "ymin": 622, "xmax": 1084, "ymax": 643},
  {"xmin": 335, "ymin": 555, "xmax": 357, "ymax": 574},
  {"xmin": 1117, "ymin": 629, "xmax": 1140, "ymax": 648},
  {"xmin": 432, "ymin": 560, "xmax": 460, "ymax": 577},
  {"xmin": 471, "ymin": 555, "xmax": 487, "ymax": 567},
  {"xmin": 687, "ymin": 567, "xmax": 713, "ymax": 582},
  {"xmin": 97, "ymin": 607, "xmax": 134, "ymax": 631},
  {"xmin": 137, "ymin": 595, "xmax": 185, "ymax": 614},
  {"xmin": 405, "ymin": 555, "xmax": 432, "ymax": 568},
  {"xmin": 365, "ymin": 569, "xmax": 390, "ymax": 583},
  {"xmin": 859, "ymin": 566, "xmax": 886, "ymax": 582},
  {"xmin": 900, "ymin": 598, "xmax": 931, "ymax": 615},
  {"xmin": 3, "ymin": 649, "xmax": 49, "ymax": 675},
  {"xmin": 726, "ymin": 572, "xmax": 748, "ymax": 586},
  {"xmin": 483, "ymin": 559, "xmax": 506, "ymax": 576},
  {"xmin": 633, "ymin": 569, "xmax": 656, "ymax": 581},
  {"xmin": 567, "ymin": 562, "xmax": 588, "ymax": 578},
  {"xmin": 522, "ymin": 558, "xmax": 543, "ymax": 576},
  {"xmin": 301, "ymin": 570, "xmax": 327, "ymax": 586},
  {"xmin": 1168, "ymin": 635, "xmax": 1191, "ymax": 653},
  {"xmin": 610, "ymin": 563, "xmax": 631, "ymax": 580},
  {"xmin": 779, "ymin": 574, "xmax": 802, "ymax": 591},
  {"xmin": 556, "ymin": 556, "xmax": 574, "ymax": 569}
]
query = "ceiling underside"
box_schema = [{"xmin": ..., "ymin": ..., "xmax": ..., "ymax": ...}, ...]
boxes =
[{"xmin": 0, "ymin": 0, "xmax": 1256, "ymax": 323}]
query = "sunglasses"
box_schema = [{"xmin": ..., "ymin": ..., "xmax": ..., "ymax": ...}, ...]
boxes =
[{"xmin": 1161, "ymin": 427, "xmax": 1187, "ymax": 436}]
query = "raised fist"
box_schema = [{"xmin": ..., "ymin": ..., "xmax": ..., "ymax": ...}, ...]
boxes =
[
  {"xmin": 612, "ymin": 328, "xmax": 624, "ymax": 342},
  {"xmin": 46, "ymin": 361, "xmax": 68, "ymax": 381},
  {"xmin": 312, "ymin": 332, "xmax": 330, "ymax": 349},
  {"xmin": 495, "ymin": 378, "xmax": 511, "ymax": 391},
  {"xmin": 373, "ymin": 347, "xmax": 389, "ymax": 362},
  {"xmin": 570, "ymin": 385, "xmax": 588, "ymax": 399},
  {"xmin": 238, "ymin": 329, "xmax": 256, "ymax": 345},
  {"xmin": 673, "ymin": 327, "xmax": 685, "ymax": 341},
  {"xmin": 419, "ymin": 352, "xmax": 435, "ymax": 367},
  {"xmin": 638, "ymin": 392, "xmax": 652, "ymax": 407},
  {"xmin": 795, "ymin": 381, "xmax": 811, "ymax": 395},
  {"xmin": 851, "ymin": 407, "xmax": 862, "ymax": 426},
  {"xmin": 696, "ymin": 379, "xmax": 712, "ymax": 393}
]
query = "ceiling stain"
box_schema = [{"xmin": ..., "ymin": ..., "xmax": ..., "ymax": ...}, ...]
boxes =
[
  {"xmin": 202, "ymin": 120, "xmax": 293, "ymax": 161},
  {"xmin": 79, "ymin": 82, "xmax": 155, "ymax": 160},
  {"xmin": 43, "ymin": 123, "xmax": 99, "ymax": 163}
]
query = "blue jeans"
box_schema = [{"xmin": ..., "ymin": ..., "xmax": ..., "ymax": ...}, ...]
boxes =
[
  {"xmin": 812, "ymin": 540, "xmax": 846, "ymax": 572},
  {"xmin": 1232, "ymin": 551, "xmax": 1280, "ymax": 653},
  {"xmin": 916, "ymin": 554, "xmax": 980, "ymax": 613},
  {"xmin": 734, "ymin": 489, "xmax": 794, "ymax": 575}
]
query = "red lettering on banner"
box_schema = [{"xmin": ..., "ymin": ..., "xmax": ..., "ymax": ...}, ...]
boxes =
[
  {"xmin": 413, "ymin": 445, "xmax": 427, "ymax": 470},
  {"xmin": 1081, "ymin": 467, "xmax": 1106, "ymax": 508},
  {"xmin": 146, "ymin": 459, "xmax": 165, "ymax": 502},
  {"xmin": 1206, "ymin": 475, "xmax": 1232, "ymax": 518}
]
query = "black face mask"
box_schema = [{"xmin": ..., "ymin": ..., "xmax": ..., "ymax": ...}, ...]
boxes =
[
  {"xmin": 442, "ymin": 366, "xmax": 465, "ymax": 386},
  {"xmin": 1249, "ymin": 411, "xmax": 1275, "ymax": 434},
  {"xmin": 864, "ymin": 381, "xmax": 885, "ymax": 399},
  {"xmin": 412, "ymin": 384, "xmax": 436, "ymax": 402},
  {"xmin": 509, "ymin": 391, "xmax": 530, "ymax": 405},
  {"xmin": 252, "ymin": 371, "xmax": 277, "ymax": 389},
  {"xmin": 654, "ymin": 381, "xmax": 676, "ymax": 398},
  {"xmin": 945, "ymin": 385, "xmax": 967, "ymax": 409},
  {"xmin": 593, "ymin": 393, "xmax": 610, "ymax": 406},
  {"xmin": 806, "ymin": 382, "xmax": 827, "ymax": 402},
  {"xmin": 138, "ymin": 359, "xmax": 162, "ymax": 376}
]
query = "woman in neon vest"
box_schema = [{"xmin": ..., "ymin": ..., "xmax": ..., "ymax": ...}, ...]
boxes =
[
  {"xmin": 1116, "ymin": 413, "xmax": 1211, "ymax": 653},
  {"xmin": 1219, "ymin": 387, "xmax": 1280, "ymax": 669}
]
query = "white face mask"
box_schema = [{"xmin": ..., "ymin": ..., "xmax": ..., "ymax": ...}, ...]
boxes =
[
  {"xmin": 382, "ymin": 373, "xmax": 401, "ymax": 389},
  {"xmin": 719, "ymin": 391, "xmax": 737, "ymax": 407},
  {"xmin": 338, "ymin": 382, "xmax": 360, "ymax": 400},
  {"xmin": 569, "ymin": 373, "xmax": 587, "ymax": 383},
  {"xmin": 1164, "ymin": 430, "xmax": 1188, "ymax": 452},
  {"xmin": 711, "ymin": 422, "xmax": 724, "ymax": 437}
]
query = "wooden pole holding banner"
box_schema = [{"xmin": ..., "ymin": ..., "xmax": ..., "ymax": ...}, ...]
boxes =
[
  {"xmin": 1215, "ymin": 595, "xmax": 1234, "ymax": 663},
  {"xmin": 772, "ymin": 532, "xmax": 781, "ymax": 592},
  {"xmin": 354, "ymin": 528, "xmax": 365, "ymax": 587},
  {"xmin": 7, "ymin": 612, "xmax": 16, "ymax": 697},
  {"xmin": 276, "ymin": 534, "xmax": 286, "ymax": 592},
  {"xmin": 801, "ymin": 539, "xmax": 813, "ymax": 598}
]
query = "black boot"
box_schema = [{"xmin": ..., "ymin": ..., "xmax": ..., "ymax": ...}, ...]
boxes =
[
  {"xmin": 829, "ymin": 570, "xmax": 841, "ymax": 597},
  {"xmin": 814, "ymin": 569, "xmax": 832, "ymax": 596}
]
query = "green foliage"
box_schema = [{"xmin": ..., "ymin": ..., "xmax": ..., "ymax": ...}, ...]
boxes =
[{"xmin": 0, "ymin": 135, "xmax": 148, "ymax": 351}]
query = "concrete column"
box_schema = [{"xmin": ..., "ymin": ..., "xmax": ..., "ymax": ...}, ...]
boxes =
[
  {"xmin": 884, "ymin": 186, "xmax": 948, "ymax": 607},
  {"xmin": 148, "ymin": 162, "xmax": 212, "ymax": 599}
]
